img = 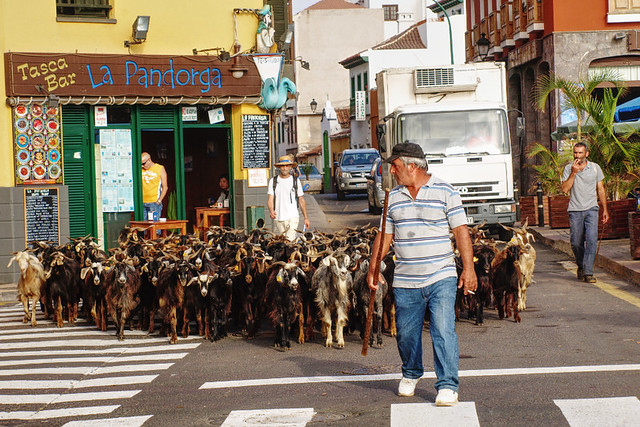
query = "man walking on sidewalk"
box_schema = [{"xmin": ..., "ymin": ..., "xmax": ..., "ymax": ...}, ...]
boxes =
[{"xmin": 561, "ymin": 142, "xmax": 609, "ymax": 283}]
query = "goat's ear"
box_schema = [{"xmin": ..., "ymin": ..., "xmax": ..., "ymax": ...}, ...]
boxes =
[
  {"xmin": 380, "ymin": 260, "xmax": 386, "ymax": 272},
  {"xmin": 7, "ymin": 257, "xmax": 15, "ymax": 268},
  {"xmin": 322, "ymin": 257, "xmax": 331, "ymax": 267},
  {"xmin": 344, "ymin": 255, "xmax": 350, "ymax": 267},
  {"xmin": 296, "ymin": 267, "xmax": 306, "ymax": 279},
  {"xmin": 80, "ymin": 267, "xmax": 91, "ymax": 280},
  {"xmin": 276, "ymin": 269, "xmax": 284, "ymax": 283}
]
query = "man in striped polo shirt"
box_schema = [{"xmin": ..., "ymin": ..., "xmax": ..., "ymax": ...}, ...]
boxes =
[{"xmin": 367, "ymin": 142, "xmax": 477, "ymax": 407}]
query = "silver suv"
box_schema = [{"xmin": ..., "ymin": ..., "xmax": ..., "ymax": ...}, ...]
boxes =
[{"xmin": 334, "ymin": 148, "xmax": 380, "ymax": 200}]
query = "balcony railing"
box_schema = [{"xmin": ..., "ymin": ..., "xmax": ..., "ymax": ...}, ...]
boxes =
[
  {"xmin": 527, "ymin": 0, "xmax": 544, "ymax": 32},
  {"xmin": 488, "ymin": 11, "xmax": 502, "ymax": 48},
  {"xmin": 500, "ymin": 1, "xmax": 515, "ymax": 45}
]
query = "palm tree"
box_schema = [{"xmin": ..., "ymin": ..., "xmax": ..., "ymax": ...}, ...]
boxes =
[{"xmin": 532, "ymin": 69, "xmax": 640, "ymax": 200}]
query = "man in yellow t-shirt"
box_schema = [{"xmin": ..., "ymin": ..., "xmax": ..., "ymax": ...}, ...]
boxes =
[{"xmin": 141, "ymin": 152, "xmax": 168, "ymax": 221}]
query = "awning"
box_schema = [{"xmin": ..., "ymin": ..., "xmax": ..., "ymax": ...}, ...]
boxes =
[
  {"xmin": 551, "ymin": 118, "xmax": 640, "ymax": 140},
  {"xmin": 6, "ymin": 95, "xmax": 262, "ymax": 107},
  {"xmin": 615, "ymin": 96, "xmax": 640, "ymax": 122}
]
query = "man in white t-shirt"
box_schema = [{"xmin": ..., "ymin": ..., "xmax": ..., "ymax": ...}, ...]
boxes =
[{"xmin": 267, "ymin": 155, "xmax": 310, "ymax": 241}]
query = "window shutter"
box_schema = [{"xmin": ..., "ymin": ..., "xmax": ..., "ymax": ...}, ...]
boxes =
[{"xmin": 61, "ymin": 105, "xmax": 94, "ymax": 238}]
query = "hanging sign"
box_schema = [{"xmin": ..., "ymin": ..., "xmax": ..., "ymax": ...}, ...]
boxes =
[
  {"xmin": 355, "ymin": 91, "xmax": 366, "ymax": 121},
  {"xmin": 254, "ymin": 53, "xmax": 284, "ymax": 84},
  {"xmin": 242, "ymin": 115, "xmax": 270, "ymax": 169}
]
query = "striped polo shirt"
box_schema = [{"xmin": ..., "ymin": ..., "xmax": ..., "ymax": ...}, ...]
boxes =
[{"xmin": 384, "ymin": 175, "xmax": 467, "ymax": 288}]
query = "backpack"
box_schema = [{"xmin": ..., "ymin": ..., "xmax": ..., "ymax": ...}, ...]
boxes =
[{"xmin": 273, "ymin": 174, "xmax": 299, "ymax": 209}]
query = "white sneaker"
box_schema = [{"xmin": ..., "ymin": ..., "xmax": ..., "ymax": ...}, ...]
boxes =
[
  {"xmin": 435, "ymin": 388, "xmax": 459, "ymax": 406},
  {"xmin": 398, "ymin": 377, "xmax": 420, "ymax": 397}
]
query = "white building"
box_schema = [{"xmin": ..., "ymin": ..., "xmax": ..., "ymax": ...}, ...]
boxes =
[{"xmin": 340, "ymin": 2, "xmax": 466, "ymax": 149}]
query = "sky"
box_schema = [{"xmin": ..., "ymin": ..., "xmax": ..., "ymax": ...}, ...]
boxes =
[{"xmin": 292, "ymin": 0, "xmax": 322, "ymax": 15}]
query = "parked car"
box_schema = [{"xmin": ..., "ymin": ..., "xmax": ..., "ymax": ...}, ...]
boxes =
[
  {"xmin": 366, "ymin": 157, "xmax": 384, "ymax": 214},
  {"xmin": 334, "ymin": 148, "xmax": 380, "ymax": 200},
  {"xmin": 297, "ymin": 163, "xmax": 324, "ymax": 194}
]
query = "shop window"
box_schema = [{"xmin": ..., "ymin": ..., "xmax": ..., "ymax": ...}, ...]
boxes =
[
  {"xmin": 106, "ymin": 106, "xmax": 131, "ymax": 125},
  {"xmin": 608, "ymin": 0, "xmax": 640, "ymax": 20},
  {"xmin": 56, "ymin": 0, "xmax": 112, "ymax": 20},
  {"xmin": 383, "ymin": 4, "xmax": 398, "ymax": 21}
]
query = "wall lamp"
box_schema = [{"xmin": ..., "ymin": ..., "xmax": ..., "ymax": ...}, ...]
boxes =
[
  {"xmin": 310, "ymin": 98, "xmax": 317, "ymax": 113},
  {"xmin": 287, "ymin": 56, "xmax": 309, "ymax": 70},
  {"xmin": 476, "ymin": 33, "xmax": 491, "ymax": 61},
  {"xmin": 124, "ymin": 16, "xmax": 150, "ymax": 48},
  {"xmin": 229, "ymin": 43, "xmax": 248, "ymax": 79}
]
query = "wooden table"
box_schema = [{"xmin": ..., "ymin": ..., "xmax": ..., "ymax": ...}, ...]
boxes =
[
  {"xmin": 129, "ymin": 220, "xmax": 188, "ymax": 239},
  {"xmin": 195, "ymin": 207, "xmax": 230, "ymax": 240}
]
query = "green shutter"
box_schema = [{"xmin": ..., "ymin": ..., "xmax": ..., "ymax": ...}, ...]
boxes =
[
  {"xmin": 61, "ymin": 105, "xmax": 95, "ymax": 238},
  {"xmin": 268, "ymin": 0, "xmax": 288, "ymax": 48},
  {"xmin": 139, "ymin": 106, "xmax": 176, "ymax": 128}
]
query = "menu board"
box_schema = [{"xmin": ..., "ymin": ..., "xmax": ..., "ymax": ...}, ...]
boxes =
[
  {"xmin": 13, "ymin": 102, "xmax": 63, "ymax": 185},
  {"xmin": 24, "ymin": 188, "xmax": 60, "ymax": 245},
  {"xmin": 99, "ymin": 129, "xmax": 134, "ymax": 212},
  {"xmin": 242, "ymin": 115, "xmax": 270, "ymax": 169}
]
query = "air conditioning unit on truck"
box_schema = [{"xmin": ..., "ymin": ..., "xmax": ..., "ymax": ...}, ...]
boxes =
[{"xmin": 376, "ymin": 62, "xmax": 516, "ymax": 240}]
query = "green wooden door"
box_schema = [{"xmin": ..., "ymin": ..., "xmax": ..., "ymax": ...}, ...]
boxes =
[{"xmin": 62, "ymin": 105, "xmax": 95, "ymax": 238}]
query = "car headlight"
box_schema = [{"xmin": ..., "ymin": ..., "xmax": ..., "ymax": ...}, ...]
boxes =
[
  {"xmin": 340, "ymin": 171, "xmax": 351, "ymax": 178},
  {"xmin": 494, "ymin": 204, "xmax": 515, "ymax": 214},
  {"xmin": 375, "ymin": 182, "xmax": 382, "ymax": 190}
]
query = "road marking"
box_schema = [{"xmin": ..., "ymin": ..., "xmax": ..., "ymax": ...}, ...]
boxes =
[
  {"xmin": 0, "ymin": 390, "xmax": 141, "ymax": 404},
  {"xmin": 0, "ymin": 329, "xmax": 154, "ymax": 340},
  {"xmin": 0, "ymin": 374, "xmax": 158, "ymax": 389},
  {"xmin": 0, "ymin": 405, "xmax": 120, "ymax": 420},
  {"xmin": 554, "ymin": 396, "xmax": 640, "ymax": 427},
  {"xmin": 560, "ymin": 261, "xmax": 640, "ymax": 308},
  {"xmin": 201, "ymin": 364, "xmax": 640, "ymax": 389},
  {"xmin": 1, "ymin": 325, "xmax": 96, "ymax": 334},
  {"xmin": 0, "ymin": 363, "xmax": 173, "ymax": 376},
  {"xmin": 0, "ymin": 353, "xmax": 188, "ymax": 367},
  {"xmin": 391, "ymin": 402, "xmax": 480, "ymax": 427},
  {"xmin": 221, "ymin": 408, "xmax": 315, "ymax": 426},
  {"xmin": 62, "ymin": 415, "xmax": 153, "ymax": 427},
  {"xmin": 1, "ymin": 337, "xmax": 200, "ymax": 349},
  {"xmin": 0, "ymin": 343, "xmax": 200, "ymax": 358}
]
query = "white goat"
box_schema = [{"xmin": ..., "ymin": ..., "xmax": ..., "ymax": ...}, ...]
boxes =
[
  {"xmin": 503, "ymin": 220, "xmax": 537, "ymax": 311},
  {"xmin": 7, "ymin": 251, "xmax": 46, "ymax": 326}
]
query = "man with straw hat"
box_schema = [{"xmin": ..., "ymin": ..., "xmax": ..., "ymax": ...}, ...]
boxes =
[{"xmin": 268, "ymin": 154, "xmax": 310, "ymax": 241}]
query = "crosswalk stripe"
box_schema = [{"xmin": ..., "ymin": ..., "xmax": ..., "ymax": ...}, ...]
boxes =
[
  {"xmin": 0, "ymin": 329, "xmax": 155, "ymax": 340},
  {"xmin": 221, "ymin": 408, "xmax": 316, "ymax": 426},
  {"xmin": 201, "ymin": 364, "xmax": 640, "ymax": 389},
  {"xmin": 0, "ymin": 343, "xmax": 200, "ymax": 358},
  {"xmin": 0, "ymin": 374, "xmax": 158, "ymax": 389},
  {"xmin": 554, "ymin": 396, "xmax": 640, "ymax": 427},
  {"xmin": 0, "ymin": 363, "xmax": 174, "ymax": 376},
  {"xmin": 0, "ymin": 390, "xmax": 141, "ymax": 404},
  {"xmin": 62, "ymin": 415, "xmax": 153, "ymax": 427},
  {"xmin": 1, "ymin": 325, "xmax": 96, "ymax": 335},
  {"xmin": 0, "ymin": 405, "xmax": 120, "ymax": 420},
  {"xmin": 2, "ymin": 337, "xmax": 201, "ymax": 349},
  {"xmin": 390, "ymin": 402, "xmax": 480, "ymax": 427},
  {"xmin": 0, "ymin": 353, "xmax": 189, "ymax": 367}
]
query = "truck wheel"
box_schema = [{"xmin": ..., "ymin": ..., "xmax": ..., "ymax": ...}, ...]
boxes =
[
  {"xmin": 498, "ymin": 227, "xmax": 512, "ymax": 242},
  {"xmin": 369, "ymin": 202, "xmax": 381, "ymax": 214},
  {"xmin": 337, "ymin": 189, "xmax": 346, "ymax": 201}
]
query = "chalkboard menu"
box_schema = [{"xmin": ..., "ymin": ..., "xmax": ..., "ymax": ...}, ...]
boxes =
[
  {"xmin": 24, "ymin": 188, "xmax": 60, "ymax": 245},
  {"xmin": 242, "ymin": 115, "xmax": 270, "ymax": 169}
]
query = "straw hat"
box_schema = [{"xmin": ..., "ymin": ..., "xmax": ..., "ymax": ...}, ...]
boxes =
[{"xmin": 274, "ymin": 154, "xmax": 297, "ymax": 168}]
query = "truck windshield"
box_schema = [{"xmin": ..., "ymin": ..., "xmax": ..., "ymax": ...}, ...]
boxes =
[
  {"xmin": 341, "ymin": 152, "xmax": 379, "ymax": 166},
  {"xmin": 397, "ymin": 109, "xmax": 510, "ymax": 156}
]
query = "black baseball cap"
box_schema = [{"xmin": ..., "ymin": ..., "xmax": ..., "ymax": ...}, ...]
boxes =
[{"xmin": 383, "ymin": 142, "xmax": 425, "ymax": 164}]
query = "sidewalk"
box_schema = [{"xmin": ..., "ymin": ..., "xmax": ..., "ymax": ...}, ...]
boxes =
[{"xmin": 530, "ymin": 226, "xmax": 640, "ymax": 287}]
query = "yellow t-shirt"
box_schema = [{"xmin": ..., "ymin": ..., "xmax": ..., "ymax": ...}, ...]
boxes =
[{"xmin": 142, "ymin": 163, "xmax": 165, "ymax": 203}]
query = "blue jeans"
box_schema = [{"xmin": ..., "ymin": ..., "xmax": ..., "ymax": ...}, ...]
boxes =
[
  {"xmin": 569, "ymin": 207, "xmax": 599, "ymax": 275},
  {"xmin": 143, "ymin": 202, "xmax": 162, "ymax": 221},
  {"xmin": 394, "ymin": 276, "xmax": 459, "ymax": 392}
]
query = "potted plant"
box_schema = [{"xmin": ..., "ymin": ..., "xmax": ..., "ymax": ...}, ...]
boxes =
[{"xmin": 534, "ymin": 69, "xmax": 640, "ymax": 237}]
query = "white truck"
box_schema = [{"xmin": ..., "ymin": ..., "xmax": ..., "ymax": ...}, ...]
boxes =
[{"xmin": 376, "ymin": 62, "xmax": 516, "ymax": 239}]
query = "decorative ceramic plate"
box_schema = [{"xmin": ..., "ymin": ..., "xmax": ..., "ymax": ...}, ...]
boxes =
[
  {"xmin": 16, "ymin": 134, "xmax": 29, "ymax": 148},
  {"xmin": 17, "ymin": 149, "xmax": 30, "ymax": 165},
  {"xmin": 16, "ymin": 118, "xmax": 29, "ymax": 133},
  {"xmin": 46, "ymin": 119, "xmax": 59, "ymax": 133},
  {"xmin": 46, "ymin": 134, "xmax": 59, "ymax": 147},
  {"xmin": 48, "ymin": 148, "xmax": 60, "ymax": 164},
  {"xmin": 18, "ymin": 165, "xmax": 31, "ymax": 181},
  {"xmin": 31, "ymin": 118, "xmax": 44, "ymax": 133},
  {"xmin": 46, "ymin": 106, "xmax": 59, "ymax": 117},
  {"xmin": 48, "ymin": 164, "xmax": 61, "ymax": 179},
  {"xmin": 30, "ymin": 103, "xmax": 43, "ymax": 118},
  {"xmin": 15, "ymin": 104, "xmax": 28, "ymax": 117},
  {"xmin": 33, "ymin": 164, "xmax": 47, "ymax": 180},
  {"xmin": 32, "ymin": 149, "xmax": 45, "ymax": 164},
  {"xmin": 31, "ymin": 134, "xmax": 45, "ymax": 149}
]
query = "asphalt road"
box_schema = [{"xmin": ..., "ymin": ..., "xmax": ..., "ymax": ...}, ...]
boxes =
[{"xmin": 1, "ymin": 193, "xmax": 639, "ymax": 426}]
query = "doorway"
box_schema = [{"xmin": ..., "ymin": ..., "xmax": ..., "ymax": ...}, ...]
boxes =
[
  {"xmin": 183, "ymin": 127, "xmax": 231, "ymax": 230},
  {"xmin": 141, "ymin": 130, "xmax": 176, "ymax": 220}
]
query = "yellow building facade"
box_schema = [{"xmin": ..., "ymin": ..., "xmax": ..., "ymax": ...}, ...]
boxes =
[{"xmin": 0, "ymin": 0, "xmax": 276, "ymax": 282}]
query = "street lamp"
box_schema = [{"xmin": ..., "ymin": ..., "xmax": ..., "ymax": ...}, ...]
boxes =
[
  {"xmin": 431, "ymin": 1, "xmax": 454, "ymax": 65},
  {"xmin": 310, "ymin": 98, "xmax": 317, "ymax": 113},
  {"xmin": 476, "ymin": 33, "xmax": 491, "ymax": 61}
]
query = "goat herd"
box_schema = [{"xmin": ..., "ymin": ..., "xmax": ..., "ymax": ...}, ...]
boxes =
[{"xmin": 7, "ymin": 221, "xmax": 536, "ymax": 350}]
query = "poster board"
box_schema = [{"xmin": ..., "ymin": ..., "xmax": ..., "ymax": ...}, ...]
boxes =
[
  {"xmin": 99, "ymin": 129, "xmax": 134, "ymax": 212},
  {"xmin": 24, "ymin": 187, "xmax": 60, "ymax": 245},
  {"xmin": 242, "ymin": 115, "xmax": 270, "ymax": 169}
]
